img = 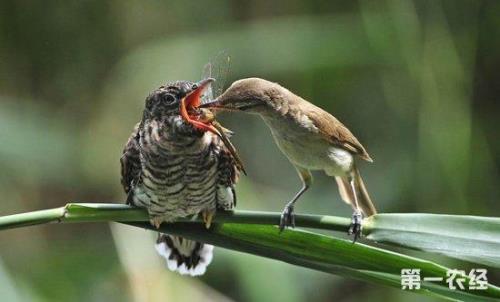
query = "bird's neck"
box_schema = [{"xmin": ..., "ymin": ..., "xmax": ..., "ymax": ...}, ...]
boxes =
[
  {"xmin": 257, "ymin": 94, "xmax": 298, "ymax": 122},
  {"xmin": 140, "ymin": 116, "xmax": 206, "ymax": 153}
]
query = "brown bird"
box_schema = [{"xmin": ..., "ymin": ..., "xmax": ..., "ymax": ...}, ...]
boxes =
[
  {"xmin": 121, "ymin": 78, "xmax": 240, "ymax": 275},
  {"xmin": 202, "ymin": 78, "xmax": 377, "ymax": 240}
]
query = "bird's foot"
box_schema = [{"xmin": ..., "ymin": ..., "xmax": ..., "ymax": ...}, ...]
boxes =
[
  {"xmin": 150, "ymin": 216, "xmax": 163, "ymax": 229},
  {"xmin": 348, "ymin": 211, "xmax": 363, "ymax": 243},
  {"xmin": 202, "ymin": 210, "xmax": 215, "ymax": 229},
  {"xmin": 279, "ymin": 205, "xmax": 295, "ymax": 233}
]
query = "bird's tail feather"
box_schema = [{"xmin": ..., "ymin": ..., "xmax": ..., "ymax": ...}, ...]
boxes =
[
  {"xmin": 155, "ymin": 234, "xmax": 213, "ymax": 276},
  {"xmin": 335, "ymin": 167, "xmax": 377, "ymax": 217}
]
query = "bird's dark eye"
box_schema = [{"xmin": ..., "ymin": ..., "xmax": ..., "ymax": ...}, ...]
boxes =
[
  {"xmin": 164, "ymin": 93, "xmax": 176, "ymax": 104},
  {"xmin": 191, "ymin": 84, "xmax": 198, "ymax": 90}
]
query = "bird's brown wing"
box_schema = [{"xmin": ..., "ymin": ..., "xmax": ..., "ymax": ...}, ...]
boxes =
[
  {"xmin": 120, "ymin": 123, "xmax": 141, "ymax": 196},
  {"xmin": 306, "ymin": 108, "xmax": 373, "ymax": 162}
]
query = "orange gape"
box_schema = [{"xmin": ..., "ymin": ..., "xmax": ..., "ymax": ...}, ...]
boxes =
[
  {"xmin": 180, "ymin": 82, "xmax": 247, "ymax": 175},
  {"xmin": 180, "ymin": 94, "xmax": 220, "ymax": 136}
]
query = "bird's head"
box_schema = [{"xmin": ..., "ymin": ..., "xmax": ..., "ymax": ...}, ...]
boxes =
[
  {"xmin": 200, "ymin": 78, "xmax": 283, "ymax": 115},
  {"xmin": 144, "ymin": 78, "xmax": 214, "ymax": 120}
]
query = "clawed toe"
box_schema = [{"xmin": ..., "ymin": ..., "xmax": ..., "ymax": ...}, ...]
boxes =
[
  {"xmin": 279, "ymin": 205, "xmax": 295, "ymax": 233},
  {"xmin": 150, "ymin": 216, "xmax": 163, "ymax": 229},
  {"xmin": 348, "ymin": 211, "xmax": 363, "ymax": 243},
  {"xmin": 202, "ymin": 210, "xmax": 215, "ymax": 229}
]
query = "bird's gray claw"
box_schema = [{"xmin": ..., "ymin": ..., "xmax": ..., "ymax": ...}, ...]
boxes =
[
  {"xmin": 279, "ymin": 205, "xmax": 295, "ymax": 233},
  {"xmin": 348, "ymin": 211, "xmax": 363, "ymax": 243}
]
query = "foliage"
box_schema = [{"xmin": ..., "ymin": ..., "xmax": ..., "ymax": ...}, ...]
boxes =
[{"xmin": 1, "ymin": 204, "xmax": 499, "ymax": 301}]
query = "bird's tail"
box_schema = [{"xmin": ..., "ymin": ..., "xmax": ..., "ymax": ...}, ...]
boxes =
[
  {"xmin": 155, "ymin": 234, "xmax": 213, "ymax": 276},
  {"xmin": 335, "ymin": 167, "xmax": 377, "ymax": 217}
]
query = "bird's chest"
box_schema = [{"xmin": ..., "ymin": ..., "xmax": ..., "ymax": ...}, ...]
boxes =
[{"xmin": 132, "ymin": 126, "xmax": 220, "ymax": 220}]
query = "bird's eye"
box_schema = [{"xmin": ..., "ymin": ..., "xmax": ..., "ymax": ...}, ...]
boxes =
[
  {"xmin": 191, "ymin": 84, "xmax": 198, "ymax": 90},
  {"xmin": 164, "ymin": 94, "xmax": 176, "ymax": 104}
]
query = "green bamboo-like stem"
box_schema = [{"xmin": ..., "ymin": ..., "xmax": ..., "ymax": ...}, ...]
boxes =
[
  {"xmin": 0, "ymin": 203, "xmax": 351, "ymax": 232},
  {"xmin": 2, "ymin": 203, "xmax": 499, "ymax": 269}
]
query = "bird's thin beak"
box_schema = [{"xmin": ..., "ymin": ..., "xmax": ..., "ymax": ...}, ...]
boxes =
[
  {"xmin": 199, "ymin": 98, "xmax": 224, "ymax": 109},
  {"xmin": 184, "ymin": 78, "xmax": 215, "ymax": 109},
  {"xmin": 200, "ymin": 93, "xmax": 259, "ymax": 112},
  {"xmin": 199, "ymin": 97, "xmax": 242, "ymax": 111}
]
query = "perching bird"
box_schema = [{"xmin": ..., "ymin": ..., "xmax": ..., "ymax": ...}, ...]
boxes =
[
  {"xmin": 202, "ymin": 78, "xmax": 376, "ymax": 240},
  {"xmin": 120, "ymin": 78, "xmax": 240, "ymax": 276}
]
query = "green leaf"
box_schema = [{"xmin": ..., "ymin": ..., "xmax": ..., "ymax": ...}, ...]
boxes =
[
  {"xmin": 126, "ymin": 221, "xmax": 500, "ymax": 301},
  {"xmin": 364, "ymin": 214, "xmax": 500, "ymax": 268}
]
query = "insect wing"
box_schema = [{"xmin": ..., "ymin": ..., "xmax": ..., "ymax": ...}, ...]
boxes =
[{"xmin": 200, "ymin": 51, "xmax": 231, "ymax": 104}]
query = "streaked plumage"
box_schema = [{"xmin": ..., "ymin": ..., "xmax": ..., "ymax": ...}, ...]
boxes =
[{"xmin": 120, "ymin": 80, "xmax": 239, "ymax": 276}]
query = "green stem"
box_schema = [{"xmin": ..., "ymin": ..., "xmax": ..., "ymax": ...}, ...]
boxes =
[{"xmin": 0, "ymin": 203, "xmax": 351, "ymax": 232}]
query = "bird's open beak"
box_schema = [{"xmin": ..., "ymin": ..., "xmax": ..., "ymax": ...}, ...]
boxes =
[
  {"xmin": 180, "ymin": 78, "xmax": 247, "ymax": 175},
  {"xmin": 180, "ymin": 78, "xmax": 217, "ymax": 134},
  {"xmin": 183, "ymin": 78, "xmax": 215, "ymax": 109}
]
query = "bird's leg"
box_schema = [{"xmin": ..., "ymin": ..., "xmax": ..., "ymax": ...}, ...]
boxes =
[
  {"xmin": 202, "ymin": 209, "xmax": 215, "ymax": 229},
  {"xmin": 347, "ymin": 174, "xmax": 363, "ymax": 243},
  {"xmin": 279, "ymin": 167, "xmax": 312, "ymax": 233},
  {"xmin": 150, "ymin": 216, "xmax": 163, "ymax": 229}
]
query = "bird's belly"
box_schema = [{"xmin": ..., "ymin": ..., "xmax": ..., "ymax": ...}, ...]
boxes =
[
  {"xmin": 132, "ymin": 151, "xmax": 219, "ymax": 222},
  {"xmin": 133, "ymin": 182, "xmax": 217, "ymax": 222},
  {"xmin": 271, "ymin": 129, "xmax": 353, "ymax": 176},
  {"xmin": 276, "ymin": 136, "xmax": 326, "ymax": 168}
]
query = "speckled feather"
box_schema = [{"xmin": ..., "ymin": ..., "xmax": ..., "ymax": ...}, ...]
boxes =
[{"xmin": 121, "ymin": 82, "xmax": 239, "ymax": 221}]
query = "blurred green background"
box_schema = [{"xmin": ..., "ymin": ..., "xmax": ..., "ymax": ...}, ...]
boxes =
[{"xmin": 0, "ymin": 1, "xmax": 498, "ymax": 301}]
